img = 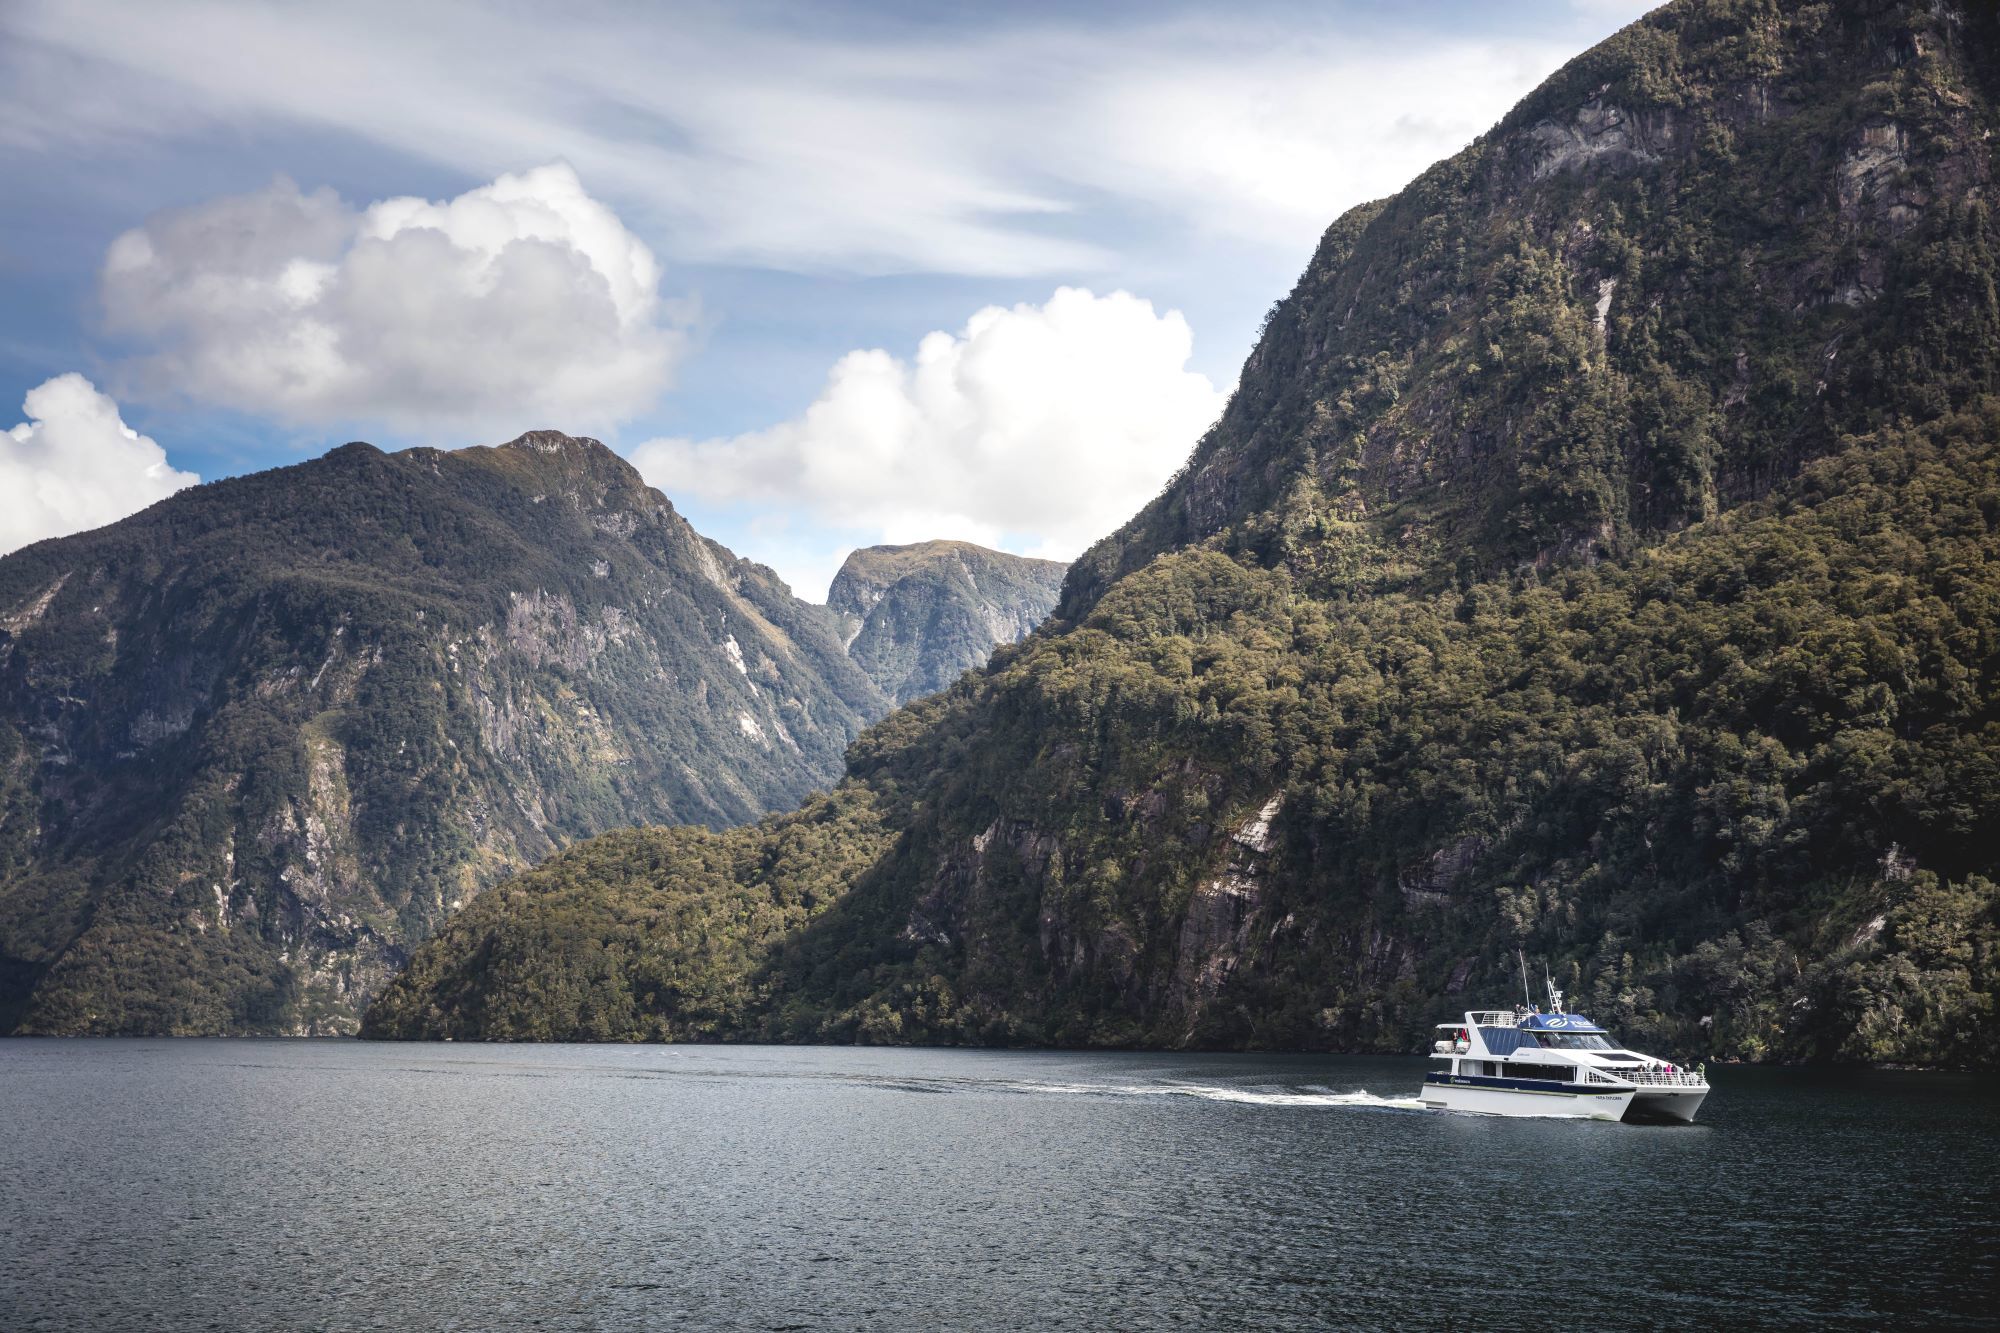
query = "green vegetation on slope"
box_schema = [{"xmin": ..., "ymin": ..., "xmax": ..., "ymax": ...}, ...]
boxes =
[
  {"xmin": 370, "ymin": 408, "xmax": 2000, "ymax": 1064},
  {"xmin": 368, "ymin": 0, "xmax": 2000, "ymax": 1064},
  {"xmin": 366, "ymin": 784, "xmax": 899, "ymax": 1041}
]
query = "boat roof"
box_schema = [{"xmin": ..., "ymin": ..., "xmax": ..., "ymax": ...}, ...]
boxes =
[{"xmin": 1518, "ymin": 1012, "xmax": 1606, "ymax": 1033}]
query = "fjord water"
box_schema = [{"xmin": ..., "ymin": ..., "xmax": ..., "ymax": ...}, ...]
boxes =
[{"xmin": 2, "ymin": 1042, "xmax": 1993, "ymax": 1331}]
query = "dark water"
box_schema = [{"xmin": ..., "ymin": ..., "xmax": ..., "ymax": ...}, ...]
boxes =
[{"xmin": 1, "ymin": 1041, "xmax": 1995, "ymax": 1330}]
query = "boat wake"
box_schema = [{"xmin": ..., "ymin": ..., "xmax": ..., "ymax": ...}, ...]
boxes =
[
  {"xmin": 590, "ymin": 1050, "xmax": 1429, "ymax": 1110},
  {"xmin": 986, "ymin": 1078, "xmax": 1425, "ymax": 1111},
  {"xmin": 1162, "ymin": 1085, "xmax": 1426, "ymax": 1111}
]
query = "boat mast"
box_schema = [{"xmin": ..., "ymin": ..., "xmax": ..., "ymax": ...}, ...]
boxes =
[
  {"xmin": 1516, "ymin": 948, "xmax": 1532, "ymax": 1011},
  {"xmin": 1544, "ymin": 963, "xmax": 1564, "ymax": 1015}
]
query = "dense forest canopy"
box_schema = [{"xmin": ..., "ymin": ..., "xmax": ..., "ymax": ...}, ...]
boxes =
[{"xmin": 369, "ymin": 407, "xmax": 2000, "ymax": 1064}]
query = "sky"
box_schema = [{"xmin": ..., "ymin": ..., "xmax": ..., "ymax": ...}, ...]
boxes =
[{"xmin": 0, "ymin": 0, "xmax": 1656, "ymax": 600}]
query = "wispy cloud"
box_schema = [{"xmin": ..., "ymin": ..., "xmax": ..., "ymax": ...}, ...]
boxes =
[{"xmin": 2, "ymin": 0, "xmax": 1655, "ymax": 279}]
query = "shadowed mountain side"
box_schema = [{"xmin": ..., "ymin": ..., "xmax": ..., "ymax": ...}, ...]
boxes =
[{"xmin": 0, "ymin": 431, "xmax": 889, "ymax": 1034}]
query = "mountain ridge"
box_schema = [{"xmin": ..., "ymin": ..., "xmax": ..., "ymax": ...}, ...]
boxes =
[{"xmin": 0, "ymin": 429, "xmax": 892, "ymax": 1033}]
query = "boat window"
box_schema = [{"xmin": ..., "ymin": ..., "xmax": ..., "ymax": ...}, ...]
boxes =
[
  {"xmin": 1504, "ymin": 1063, "xmax": 1572, "ymax": 1082},
  {"xmin": 1528, "ymin": 1032, "xmax": 1614, "ymax": 1049}
]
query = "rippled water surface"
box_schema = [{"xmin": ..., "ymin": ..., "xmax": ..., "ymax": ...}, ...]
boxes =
[{"xmin": 2, "ymin": 1040, "xmax": 1995, "ymax": 1330}]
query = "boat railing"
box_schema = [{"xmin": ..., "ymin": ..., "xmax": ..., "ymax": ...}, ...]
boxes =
[
  {"xmin": 1580, "ymin": 1065, "xmax": 1708, "ymax": 1089},
  {"xmin": 1466, "ymin": 1010, "xmax": 1517, "ymax": 1028}
]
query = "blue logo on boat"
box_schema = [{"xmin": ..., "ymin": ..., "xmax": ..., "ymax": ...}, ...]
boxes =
[{"xmin": 1519, "ymin": 1012, "xmax": 1606, "ymax": 1033}]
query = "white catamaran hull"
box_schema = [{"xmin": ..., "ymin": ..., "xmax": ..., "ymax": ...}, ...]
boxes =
[
  {"xmin": 1626, "ymin": 1087, "xmax": 1708, "ymax": 1123},
  {"xmin": 1420, "ymin": 1080, "xmax": 1635, "ymax": 1121}
]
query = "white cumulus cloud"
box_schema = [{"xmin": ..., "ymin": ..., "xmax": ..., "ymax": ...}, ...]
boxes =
[
  {"xmin": 2, "ymin": 373, "xmax": 199, "ymax": 554},
  {"xmin": 631, "ymin": 287, "xmax": 1227, "ymax": 588},
  {"xmin": 99, "ymin": 163, "xmax": 688, "ymax": 435}
]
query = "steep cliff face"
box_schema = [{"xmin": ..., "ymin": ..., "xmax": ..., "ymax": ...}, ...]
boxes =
[
  {"xmin": 827, "ymin": 542, "xmax": 1067, "ymax": 705},
  {"xmin": 370, "ymin": 0, "xmax": 2000, "ymax": 1066},
  {"xmin": 1062, "ymin": 0, "xmax": 2000, "ymax": 616},
  {"xmin": 0, "ymin": 431, "xmax": 887, "ymax": 1034}
]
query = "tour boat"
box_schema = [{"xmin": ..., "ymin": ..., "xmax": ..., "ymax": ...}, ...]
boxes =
[{"xmin": 1419, "ymin": 984, "xmax": 1708, "ymax": 1123}]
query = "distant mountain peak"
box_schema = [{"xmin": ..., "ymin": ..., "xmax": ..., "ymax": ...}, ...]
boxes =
[
  {"xmin": 837, "ymin": 539, "xmax": 1065, "ymax": 579},
  {"xmin": 828, "ymin": 540, "xmax": 1067, "ymax": 705}
]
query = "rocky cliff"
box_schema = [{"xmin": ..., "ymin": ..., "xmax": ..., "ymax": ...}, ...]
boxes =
[
  {"xmin": 1067, "ymin": 0, "xmax": 1999, "ymax": 613},
  {"xmin": 369, "ymin": 0, "xmax": 2000, "ymax": 1066},
  {"xmin": 828, "ymin": 542, "xmax": 1067, "ymax": 705},
  {"xmin": 0, "ymin": 431, "xmax": 888, "ymax": 1034}
]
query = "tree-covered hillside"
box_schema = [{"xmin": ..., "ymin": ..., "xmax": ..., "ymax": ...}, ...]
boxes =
[
  {"xmin": 828, "ymin": 541, "xmax": 1067, "ymax": 705},
  {"xmin": 366, "ymin": 409, "xmax": 2000, "ymax": 1063},
  {"xmin": 0, "ymin": 432, "xmax": 889, "ymax": 1034},
  {"xmin": 370, "ymin": 0, "xmax": 1999, "ymax": 1065}
]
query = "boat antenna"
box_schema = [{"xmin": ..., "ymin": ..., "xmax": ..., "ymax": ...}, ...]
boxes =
[
  {"xmin": 1544, "ymin": 963, "xmax": 1564, "ymax": 1015},
  {"xmin": 1516, "ymin": 948, "xmax": 1532, "ymax": 1011}
]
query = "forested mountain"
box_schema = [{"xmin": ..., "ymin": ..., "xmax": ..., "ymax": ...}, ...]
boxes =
[
  {"xmin": 828, "ymin": 542, "xmax": 1067, "ymax": 705},
  {"xmin": 0, "ymin": 431, "xmax": 891, "ymax": 1034},
  {"xmin": 371, "ymin": 0, "xmax": 1998, "ymax": 1066}
]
